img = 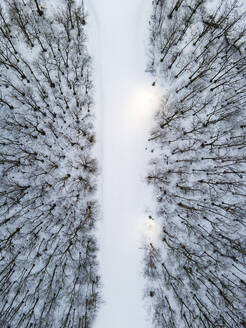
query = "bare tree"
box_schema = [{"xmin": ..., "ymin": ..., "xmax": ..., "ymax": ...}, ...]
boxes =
[
  {"xmin": 0, "ymin": 1, "xmax": 102, "ymax": 327},
  {"xmin": 145, "ymin": 1, "xmax": 246, "ymax": 327}
]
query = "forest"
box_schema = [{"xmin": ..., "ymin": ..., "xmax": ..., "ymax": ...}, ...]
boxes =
[
  {"xmin": 144, "ymin": 0, "xmax": 246, "ymax": 327},
  {"xmin": 0, "ymin": 1, "xmax": 101, "ymax": 327}
]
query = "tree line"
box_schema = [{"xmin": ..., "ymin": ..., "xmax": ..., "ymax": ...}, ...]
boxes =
[
  {"xmin": 0, "ymin": 1, "xmax": 101, "ymax": 327},
  {"xmin": 144, "ymin": 0, "xmax": 246, "ymax": 327}
]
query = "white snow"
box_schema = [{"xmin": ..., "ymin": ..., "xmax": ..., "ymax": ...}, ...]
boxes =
[{"xmin": 85, "ymin": 0, "xmax": 162, "ymax": 327}]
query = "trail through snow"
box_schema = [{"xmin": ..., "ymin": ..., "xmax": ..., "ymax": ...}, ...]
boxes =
[{"xmin": 85, "ymin": 1, "xmax": 162, "ymax": 327}]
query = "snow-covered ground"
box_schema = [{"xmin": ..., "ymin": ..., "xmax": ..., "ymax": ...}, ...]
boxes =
[{"xmin": 85, "ymin": 0, "xmax": 162, "ymax": 327}]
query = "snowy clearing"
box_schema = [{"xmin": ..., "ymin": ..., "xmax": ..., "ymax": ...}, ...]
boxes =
[{"xmin": 85, "ymin": 0, "xmax": 161, "ymax": 327}]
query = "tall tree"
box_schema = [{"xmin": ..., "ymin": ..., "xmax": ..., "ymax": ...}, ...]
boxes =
[
  {"xmin": 0, "ymin": 1, "xmax": 101, "ymax": 327},
  {"xmin": 144, "ymin": 0, "xmax": 246, "ymax": 327}
]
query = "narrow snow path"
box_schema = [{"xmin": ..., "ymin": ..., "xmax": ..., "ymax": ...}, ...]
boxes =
[{"xmin": 85, "ymin": 1, "xmax": 161, "ymax": 327}]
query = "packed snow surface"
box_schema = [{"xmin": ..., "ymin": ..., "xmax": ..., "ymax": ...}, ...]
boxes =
[{"xmin": 85, "ymin": 0, "xmax": 162, "ymax": 327}]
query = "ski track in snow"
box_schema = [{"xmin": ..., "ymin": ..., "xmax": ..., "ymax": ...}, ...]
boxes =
[{"xmin": 85, "ymin": 1, "xmax": 161, "ymax": 327}]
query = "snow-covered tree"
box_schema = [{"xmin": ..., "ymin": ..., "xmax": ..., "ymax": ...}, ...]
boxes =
[
  {"xmin": 0, "ymin": 1, "xmax": 101, "ymax": 327},
  {"xmin": 144, "ymin": 0, "xmax": 246, "ymax": 327}
]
